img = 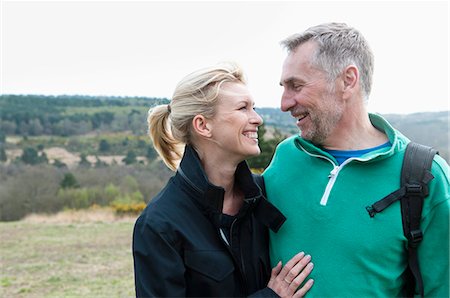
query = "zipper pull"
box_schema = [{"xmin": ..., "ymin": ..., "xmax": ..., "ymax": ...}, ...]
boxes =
[{"xmin": 328, "ymin": 166, "xmax": 339, "ymax": 178}]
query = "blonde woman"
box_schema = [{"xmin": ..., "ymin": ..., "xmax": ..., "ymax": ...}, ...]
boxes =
[{"xmin": 132, "ymin": 62, "xmax": 314, "ymax": 297}]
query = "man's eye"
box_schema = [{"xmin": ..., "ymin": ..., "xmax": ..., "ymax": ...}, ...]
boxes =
[{"xmin": 239, "ymin": 106, "xmax": 247, "ymax": 110}]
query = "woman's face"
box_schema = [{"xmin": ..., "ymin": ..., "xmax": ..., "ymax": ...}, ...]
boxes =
[{"xmin": 207, "ymin": 82, "xmax": 263, "ymax": 162}]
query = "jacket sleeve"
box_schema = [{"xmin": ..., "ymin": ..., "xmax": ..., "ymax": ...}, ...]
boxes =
[
  {"xmin": 419, "ymin": 157, "xmax": 449, "ymax": 297},
  {"xmin": 249, "ymin": 287, "xmax": 280, "ymax": 297},
  {"xmin": 132, "ymin": 215, "xmax": 186, "ymax": 297}
]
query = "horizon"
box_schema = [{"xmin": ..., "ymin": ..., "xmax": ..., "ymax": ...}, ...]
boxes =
[{"xmin": 2, "ymin": 93, "xmax": 449, "ymax": 116}]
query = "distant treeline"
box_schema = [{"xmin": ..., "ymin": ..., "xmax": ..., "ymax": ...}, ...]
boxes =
[
  {"xmin": 0, "ymin": 94, "xmax": 169, "ymax": 136},
  {"xmin": 1, "ymin": 94, "xmax": 448, "ymax": 161}
]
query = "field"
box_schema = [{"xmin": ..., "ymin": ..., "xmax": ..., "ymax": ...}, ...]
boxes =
[{"xmin": 0, "ymin": 210, "xmax": 137, "ymax": 297}]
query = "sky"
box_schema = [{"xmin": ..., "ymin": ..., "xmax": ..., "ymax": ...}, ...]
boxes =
[{"xmin": 1, "ymin": 0, "xmax": 449, "ymax": 114}]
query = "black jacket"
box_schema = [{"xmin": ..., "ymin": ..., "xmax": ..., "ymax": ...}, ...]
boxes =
[{"xmin": 132, "ymin": 145, "xmax": 286, "ymax": 297}]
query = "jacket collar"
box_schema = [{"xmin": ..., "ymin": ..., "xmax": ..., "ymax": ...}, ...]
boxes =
[
  {"xmin": 175, "ymin": 145, "xmax": 285, "ymax": 231},
  {"xmin": 176, "ymin": 145, "xmax": 262, "ymax": 212}
]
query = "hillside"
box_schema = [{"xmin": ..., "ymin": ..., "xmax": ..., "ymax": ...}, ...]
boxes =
[{"xmin": 1, "ymin": 95, "xmax": 448, "ymax": 162}]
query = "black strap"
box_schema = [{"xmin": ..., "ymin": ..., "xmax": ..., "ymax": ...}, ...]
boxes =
[
  {"xmin": 400, "ymin": 142, "xmax": 437, "ymax": 298},
  {"xmin": 365, "ymin": 142, "xmax": 437, "ymax": 297}
]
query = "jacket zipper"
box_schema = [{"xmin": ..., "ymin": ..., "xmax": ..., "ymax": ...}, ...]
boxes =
[
  {"xmin": 219, "ymin": 218, "xmax": 248, "ymax": 295},
  {"xmin": 299, "ymin": 145, "xmax": 372, "ymax": 206}
]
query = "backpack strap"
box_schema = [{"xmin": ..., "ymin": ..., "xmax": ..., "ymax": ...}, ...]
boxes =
[
  {"xmin": 400, "ymin": 142, "xmax": 437, "ymax": 297},
  {"xmin": 365, "ymin": 142, "xmax": 437, "ymax": 297}
]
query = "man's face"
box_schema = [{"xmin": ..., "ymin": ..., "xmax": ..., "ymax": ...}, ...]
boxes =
[{"xmin": 279, "ymin": 41, "xmax": 344, "ymax": 145}]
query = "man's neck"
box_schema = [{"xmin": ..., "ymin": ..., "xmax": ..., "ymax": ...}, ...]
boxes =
[{"xmin": 322, "ymin": 112, "xmax": 388, "ymax": 151}]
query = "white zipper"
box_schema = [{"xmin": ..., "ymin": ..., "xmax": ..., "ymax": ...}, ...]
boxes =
[
  {"xmin": 219, "ymin": 228, "xmax": 230, "ymax": 246},
  {"xmin": 299, "ymin": 144, "xmax": 373, "ymax": 206}
]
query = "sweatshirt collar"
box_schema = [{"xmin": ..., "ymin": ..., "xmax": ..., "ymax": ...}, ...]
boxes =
[{"xmin": 294, "ymin": 113, "xmax": 409, "ymax": 161}]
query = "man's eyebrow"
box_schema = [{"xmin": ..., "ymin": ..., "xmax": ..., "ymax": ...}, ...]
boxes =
[{"xmin": 280, "ymin": 77, "xmax": 297, "ymax": 86}]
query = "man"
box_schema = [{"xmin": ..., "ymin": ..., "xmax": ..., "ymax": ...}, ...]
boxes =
[{"xmin": 263, "ymin": 22, "xmax": 449, "ymax": 297}]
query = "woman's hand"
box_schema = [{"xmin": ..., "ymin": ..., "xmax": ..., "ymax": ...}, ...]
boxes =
[{"xmin": 267, "ymin": 252, "xmax": 314, "ymax": 297}]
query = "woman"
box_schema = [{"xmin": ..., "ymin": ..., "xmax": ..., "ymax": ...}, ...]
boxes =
[{"xmin": 132, "ymin": 62, "xmax": 314, "ymax": 297}]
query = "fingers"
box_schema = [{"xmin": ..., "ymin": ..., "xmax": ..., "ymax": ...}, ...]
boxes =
[
  {"xmin": 279, "ymin": 251, "xmax": 305, "ymax": 280},
  {"xmin": 284, "ymin": 253, "xmax": 311, "ymax": 284},
  {"xmin": 290, "ymin": 261, "xmax": 314, "ymax": 291},
  {"xmin": 267, "ymin": 252, "xmax": 314, "ymax": 298},
  {"xmin": 293, "ymin": 279, "xmax": 314, "ymax": 298},
  {"xmin": 271, "ymin": 261, "xmax": 282, "ymax": 278}
]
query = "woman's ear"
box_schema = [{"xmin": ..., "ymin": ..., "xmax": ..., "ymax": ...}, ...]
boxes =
[{"xmin": 192, "ymin": 115, "xmax": 212, "ymax": 138}]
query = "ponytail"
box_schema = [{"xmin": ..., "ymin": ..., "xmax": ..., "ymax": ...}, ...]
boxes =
[{"xmin": 147, "ymin": 104, "xmax": 183, "ymax": 171}]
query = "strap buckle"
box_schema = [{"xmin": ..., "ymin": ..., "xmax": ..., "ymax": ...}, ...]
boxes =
[
  {"xmin": 405, "ymin": 183, "xmax": 423, "ymax": 195},
  {"xmin": 408, "ymin": 229, "xmax": 423, "ymax": 247}
]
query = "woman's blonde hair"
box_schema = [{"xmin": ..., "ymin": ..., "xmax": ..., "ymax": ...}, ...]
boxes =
[{"xmin": 147, "ymin": 62, "xmax": 246, "ymax": 171}]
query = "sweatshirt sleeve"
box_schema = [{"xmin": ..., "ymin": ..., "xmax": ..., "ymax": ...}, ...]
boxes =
[
  {"xmin": 419, "ymin": 157, "xmax": 450, "ymax": 297},
  {"xmin": 132, "ymin": 215, "xmax": 186, "ymax": 297}
]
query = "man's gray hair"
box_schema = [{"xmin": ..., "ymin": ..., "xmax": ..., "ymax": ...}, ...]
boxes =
[{"xmin": 281, "ymin": 22, "xmax": 374, "ymax": 100}]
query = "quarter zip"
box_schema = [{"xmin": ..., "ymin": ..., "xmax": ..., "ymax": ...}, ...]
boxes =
[{"xmin": 299, "ymin": 144, "xmax": 376, "ymax": 206}]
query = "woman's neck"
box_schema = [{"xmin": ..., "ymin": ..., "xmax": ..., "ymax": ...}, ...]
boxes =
[{"xmin": 196, "ymin": 148, "xmax": 244, "ymax": 215}]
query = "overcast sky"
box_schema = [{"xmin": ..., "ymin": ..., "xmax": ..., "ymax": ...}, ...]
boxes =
[{"xmin": 1, "ymin": 1, "xmax": 449, "ymax": 114}]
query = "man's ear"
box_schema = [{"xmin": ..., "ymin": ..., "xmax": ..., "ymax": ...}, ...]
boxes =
[
  {"xmin": 342, "ymin": 65, "xmax": 359, "ymax": 94},
  {"xmin": 192, "ymin": 115, "xmax": 212, "ymax": 138}
]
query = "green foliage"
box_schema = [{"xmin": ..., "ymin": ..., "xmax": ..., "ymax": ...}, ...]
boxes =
[
  {"xmin": 146, "ymin": 146, "xmax": 157, "ymax": 160},
  {"xmin": 247, "ymin": 124, "xmax": 284, "ymax": 170},
  {"xmin": 0, "ymin": 146, "xmax": 6, "ymax": 162},
  {"xmin": 110, "ymin": 191, "xmax": 145, "ymax": 215},
  {"xmin": 20, "ymin": 147, "xmax": 48, "ymax": 165},
  {"xmin": 78, "ymin": 153, "xmax": 91, "ymax": 167},
  {"xmin": 98, "ymin": 139, "xmax": 111, "ymax": 152},
  {"xmin": 104, "ymin": 183, "xmax": 120, "ymax": 201},
  {"xmin": 0, "ymin": 162, "xmax": 172, "ymax": 221},
  {"xmin": 0, "ymin": 165, "xmax": 62, "ymax": 221},
  {"xmin": 60, "ymin": 173, "xmax": 80, "ymax": 189},
  {"xmin": 0, "ymin": 94, "xmax": 169, "ymax": 137},
  {"xmin": 52, "ymin": 159, "xmax": 67, "ymax": 168},
  {"xmin": 122, "ymin": 150, "xmax": 137, "ymax": 165}
]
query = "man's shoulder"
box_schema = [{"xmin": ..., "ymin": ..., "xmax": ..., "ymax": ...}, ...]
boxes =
[{"xmin": 276, "ymin": 134, "xmax": 299, "ymax": 150}]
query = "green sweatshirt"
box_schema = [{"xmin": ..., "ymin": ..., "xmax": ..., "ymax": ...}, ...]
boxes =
[{"xmin": 263, "ymin": 114, "xmax": 449, "ymax": 297}]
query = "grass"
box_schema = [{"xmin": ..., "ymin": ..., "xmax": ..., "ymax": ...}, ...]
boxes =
[{"xmin": 0, "ymin": 210, "xmax": 137, "ymax": 297}]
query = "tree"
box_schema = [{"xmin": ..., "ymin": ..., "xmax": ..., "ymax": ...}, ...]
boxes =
[
  {"xmin": 0, "ymin": 146, "xmax": 7, "ymax": 162},
  {"xmin": 122, "ymin": 150, "xmax": 137, "ymax": 165},
  {"xmin": 99, "ymin": 139, "xmax": 111, "ymax": 153},
  {"xmin": 246, "ymin": 124, "xmax": 284, "ymax": 170},
  {"xmin": 60, "ymin": 172, "xmax": 80, "ymax": 189},
  {"xmin": 52, "ymin": 159, "xmax": 67, "ymax": 168},
  {"xmin": 79, "ymin": 153, "xmax": 91, "ymax": 167},
  {"xmin": 146, "ymin": 146, "xmax": 157, "ymax": 160},
  {"xmin": 95, "ymin": 156, "xmax": 108, "ymax": 168},
  {"xmin": 21, "ymin": 147, "xmax": 39, "ymax": 165}
]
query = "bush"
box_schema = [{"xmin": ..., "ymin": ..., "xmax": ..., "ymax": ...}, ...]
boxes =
[
  {"xmin": 110, "ymin": 191, "xmax": 145, "ymax": 215},
  {"xmin": 0, "ymin": 165, "xmax": 62, "ymax": 221}
]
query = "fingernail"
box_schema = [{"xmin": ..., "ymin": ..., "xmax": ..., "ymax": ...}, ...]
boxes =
[{"xmin": 297, "ymin": 251, "xmax": 305, "ymax": 257}]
